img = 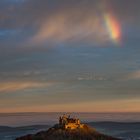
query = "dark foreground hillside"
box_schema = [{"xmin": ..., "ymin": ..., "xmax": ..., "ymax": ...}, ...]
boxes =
[{"xmin": 16, "ymin": 124, "xmax": 121, "ymax": 140}]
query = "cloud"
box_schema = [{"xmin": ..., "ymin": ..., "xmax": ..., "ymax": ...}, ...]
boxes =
[
  {"xmin": 25, "ymin": 0, "xmax": 140, "ymax": 45},
  {"xmin": 1, "ymin": 0, "xmax": 139, "ymax": 46},
  {"xmin": 77, "ymin": 74, "xmax": 106, "ymax": 81},
  {"xmin": 30, "ymin": 10, "xmax": 108, "ymax": 45},
  {"xmin": 0, "ymin": 81, "xmax": 53, "ymax": 93},
  {"xmin": 124, "ymin": 70, "xmax": 140, "ymax": 80}
]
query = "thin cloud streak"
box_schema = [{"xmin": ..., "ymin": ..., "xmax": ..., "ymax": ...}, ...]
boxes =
[
  {"xmin": 121, "ymin": 70, "xmax": 140, "ymax": 81},
  {"xmin": 0, "ymin": 81, "xmax": 53, "ymax": 93}
]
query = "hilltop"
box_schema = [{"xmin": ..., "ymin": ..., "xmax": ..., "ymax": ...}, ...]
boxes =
[
  {"xmin": 16, "ymin": 115, "xmax": 121, "ymax": 140},
  {"xmin": 16, "ymin": 124, "xmax": 121, "ymax": 140}
]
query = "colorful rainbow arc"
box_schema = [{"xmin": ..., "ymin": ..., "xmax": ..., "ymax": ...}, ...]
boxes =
[{"xmin": 104, "ymin": 13, "xmax": 121, "ymax": 44}]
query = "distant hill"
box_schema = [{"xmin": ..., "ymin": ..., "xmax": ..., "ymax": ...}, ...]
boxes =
[
  {"xmin": 0, "ymin": 125, "xmax": 50, "ymax": 132},
  {"xmin": 88, "ymin": 122, "xmax": 140, "ymax": 140},
  {"xmin": 0, "ymin": 126, "xmax": 13, "ymax": 132},
  {"xmin": 16, "ymin": 124, "xmax": 121, "ymax": 140},
  {"xmin": 88, "ymin": 122, "xmax": 140, "ymax": 130},
  {"xmin": 0, "ymin": 125, "xmax": 50, "ymax": 140}
]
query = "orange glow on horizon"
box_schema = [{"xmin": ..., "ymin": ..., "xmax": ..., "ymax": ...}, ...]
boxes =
[{"xmin": 1, "ymin": 99, "xmax": 140, "ymax": 113}]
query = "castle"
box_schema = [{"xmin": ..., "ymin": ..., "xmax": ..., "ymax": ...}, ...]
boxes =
[{"xmin": 59, "ymin": 114, "xmax": 84, "ymax": 129}]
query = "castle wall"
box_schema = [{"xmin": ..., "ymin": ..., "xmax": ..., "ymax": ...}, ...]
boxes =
[{"xmin": 65, "ymin": 123, "xmax": 84, "ymax": 129}]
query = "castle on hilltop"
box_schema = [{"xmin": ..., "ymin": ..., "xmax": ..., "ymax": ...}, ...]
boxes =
[{"xmin": 59, "ymin": 114, "xmax": 84, "ymax": 129}]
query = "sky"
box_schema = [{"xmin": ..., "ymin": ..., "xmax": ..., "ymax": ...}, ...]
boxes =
[{"xmin": 0, "ymin": 0, "xmax": 140, "ymax": 113}]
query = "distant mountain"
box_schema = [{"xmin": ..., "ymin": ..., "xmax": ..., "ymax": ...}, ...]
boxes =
[
  {"xmin": 87, "ymin": 122, "xmax": 140, "ymax": 140},
  {"xmin": 88, "ymin": 122, "xmax": 140, "ymax": 130},
  {"xmin": 0, "ymin": 125, "xmax": 50, "ymax": 132},
  {"xmin": 0, "ymin": 126, "xmax": 13, "ymax": 132},
  {"xmin": 0, "ymin": 125, "xmax": 50, "ymax": 140},
  {"xmin": 16, "ymin": 124, "xmax": 121, "ymax": 140}
]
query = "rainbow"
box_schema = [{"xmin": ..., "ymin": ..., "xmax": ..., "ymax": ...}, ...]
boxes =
[{"xmin": 104, "ymin": 13, "xmax": 121, "ymax": 44}]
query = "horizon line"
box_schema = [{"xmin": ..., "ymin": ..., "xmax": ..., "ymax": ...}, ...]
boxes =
[{"xmin": 0, "ymin": 111, "xmax": 140, "ymax": 114}]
